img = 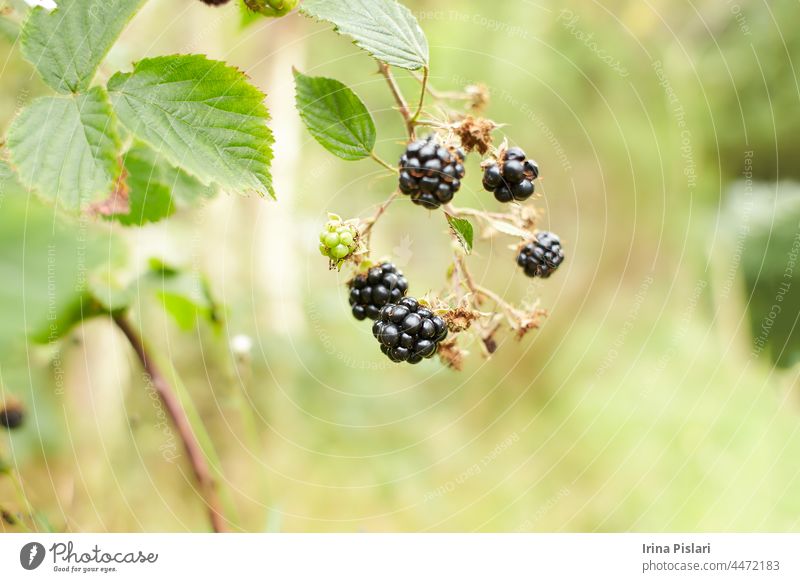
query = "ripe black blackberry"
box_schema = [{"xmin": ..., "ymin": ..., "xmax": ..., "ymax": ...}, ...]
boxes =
[
  {"xmin": 517, "ymin": 231, "xmax": 564, "ymax": 278},
  {"xmin": 398, "ymin": 135, "xmax": 466, "ymax": 209},
  {"xmin": 372, "ymin": 297, "xmax": 449, "ymax": 364},
  {"xmin": 482, "ymin": 146, "xmax": 539, "ymax": 203},
  {"xmin": 199, "ymin": 0, "xmax": 231, "ymax": 5},
  {"xmin": 348, "ymin": 263, "xmax": 409, "ymax": 321},
  {"xmin": 0, "ymin": 404, "xmax": 24, "ymax": 430}
]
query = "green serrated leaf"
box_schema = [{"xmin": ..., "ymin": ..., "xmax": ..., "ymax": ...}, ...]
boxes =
[
  {"xmin": 294, "ymin": 69, "xmax": 376, "ymax": 161},
  {"xmin": 21, "ymin": 0, "xmax": 146, "ymax": 94},
  {"xmin": 447, "ymin": 214, "xmax": 474, "ymax": 254},
  {"xmin": 301, "ymin": 0, "xmax": 429, "ymax": 71},
  {"xmin": 108, "ymin": 54, "xmax": 274, "ymax": 198},
  {"xmin": 110, "ymin": 143, "xmax": 217, "ymax": 226},
  {"xmin": 7, "ymin": 86, "xmax": 121, "ymax": 210}
]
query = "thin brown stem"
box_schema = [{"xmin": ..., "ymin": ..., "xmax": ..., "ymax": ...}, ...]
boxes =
[
  {"xmin": 378, "ymin": 62, "xmax": 414, "ymax": 137},
  {"xmin": 113, "ymin": 313, "xmax": 226, "ymax": 533},
  {"xmin": 361, "ymin": 191, "xmax": 400, "ymax": 249}
]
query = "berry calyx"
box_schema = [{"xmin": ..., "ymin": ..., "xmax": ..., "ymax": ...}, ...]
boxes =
[
  {"xmin": 348, "ymin": 262, "xmax": 409, "ymax": 321},
  {"xmin": 482, "ymin": 146, "xmax": 539, "ymax": 203},
  {"xmin": 319, "ymin": 215, "xmax": 360, "ymax": 268},
  {"xmin": 517, "ymin": 231, "xmax": 564, "ymax": 278},
  {"xmin": 372, "ymin": 297, "xmax": 449, "ymax": 364},
  {"xmin": 398, "ymin": 135, "xmax": 466, "ymax": 209}
]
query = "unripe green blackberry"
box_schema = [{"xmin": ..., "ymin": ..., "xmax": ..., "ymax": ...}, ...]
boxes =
[
  {"xmin": 372, "ymin": 297, "xmax": 449, "ymax": 364},
  {"xmin": 517, "ymin": 231, "xmax": 564, "ymax": 278},
  {"xmin": 482, "ymin": 146, "xmax": 539, "ymax": 203},
  {"xmin": 398, "ymin": 135, "xmax": 466, "ymax": 209},
  {"xmin": 319, "ymin": 215, "xmax": 359, "ymax": 267},
  {"xmin": 348, "ymin": 263, "xmax": 409, "ymax": 321}
]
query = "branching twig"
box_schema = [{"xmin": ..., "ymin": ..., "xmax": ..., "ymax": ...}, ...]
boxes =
[
  {"xmin": 113, "ymin": 313, "xmax": 226, "ymax": 533},
  {"xmin": 378, "ymin": 62, "xmax": 414, "ymax": 137},
  {"xmin": 361, "ymin": 191, "xmax": 399, "ymax": 249}
]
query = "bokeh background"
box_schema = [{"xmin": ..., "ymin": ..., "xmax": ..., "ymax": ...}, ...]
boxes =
[{"xmin": 1, "ymin": 0, "xmax": 800, "ymax": 532}]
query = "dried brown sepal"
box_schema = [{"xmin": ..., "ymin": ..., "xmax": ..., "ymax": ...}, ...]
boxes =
[
  {"xmin": 454, "ymin": 115, "xmax": 496, "ymax": 155},
  {"xmin": 437, "ymin": 337, "xmax": 465, "ymax": 371},
  {"xmin": 443, "ymin": 305, "xmax": 482, "ymax": 332},
  {"xmin": 465, "ymin": 83, "xmax": 490, "ymax": 112},
  {"xmin": 515, "ymin": 308, "xmax": 547, "ymax": 340}
]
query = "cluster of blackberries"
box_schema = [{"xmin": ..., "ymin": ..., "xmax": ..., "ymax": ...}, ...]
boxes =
[
  {"xmin": 517, "ymin": 231, "xmax": 564, "ymax": 278},
  {"xmin": 372, "ymin": 297, "xmax": 448, "ymax": 364},
  {"xmin": 348, "ymin": 263, "xmax": 409, "ymax": 321},
  {"xmin": 482, "ymin": 147, "xmax": 539, "ymax": 203},
  {"xmin": 399, "ymin": 135, "xmax": 466, "ymax": 209}
]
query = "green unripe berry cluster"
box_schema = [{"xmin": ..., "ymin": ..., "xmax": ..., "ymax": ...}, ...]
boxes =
[{"xmin": 319, "ymin": 216, "xmax": 359, "ymax": 266}]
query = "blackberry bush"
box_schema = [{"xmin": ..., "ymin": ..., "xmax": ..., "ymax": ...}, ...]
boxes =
[
  {"xmin": 372, "ymin": 297, "xmax": 449, "ymax": 364},
  {"xmin": 292, "ymin": 0, "xmax": 566, "ymax": 368},
  {"xmin": 517, "ymin": 231, "xmax": 565, "ymax": 278},
  {"xmin": 482, "ymin": 147, "xmax": 539, "ymax": 203},
  {"xmin": 398, "ymin": 135, "xmax": 466, "ymax": 209},
  {"xmin": 348, "ymin": 263, "xmax": 409, "ymax": 321}
]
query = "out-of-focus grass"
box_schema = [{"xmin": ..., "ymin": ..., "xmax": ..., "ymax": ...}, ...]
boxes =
[{"xmin": 1, "ymin": 0, "xmax": 799, "ymax": 532}]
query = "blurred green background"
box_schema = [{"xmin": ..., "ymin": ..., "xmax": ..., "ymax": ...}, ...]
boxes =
[{"xmin": 1, "ymin": 0, "xmax": 800, "ymax": 532}]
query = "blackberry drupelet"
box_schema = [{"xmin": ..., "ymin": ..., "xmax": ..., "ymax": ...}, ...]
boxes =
[
  {"xmin": 517, "ymin": 231, "xmax": 564, "ymax": 278},
  {"xmin": 348, "ymin": 263, "xmax": 409, "ymax": 321},
  {"xmin": 398, "ymin": 135, "xmax": 466, "ymax": 209},
  {"xmin": 482, "ymin": 146, "xmax": 539, "ymax": 203},
  {"xmin": 372, "ymin": 297, "xmax": 449, "ymax": 364}
]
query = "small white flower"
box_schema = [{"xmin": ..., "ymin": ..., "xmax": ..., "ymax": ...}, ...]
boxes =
[{"xmin": 23, "ymin": 0, "xmax": 57, "ymax": 11}]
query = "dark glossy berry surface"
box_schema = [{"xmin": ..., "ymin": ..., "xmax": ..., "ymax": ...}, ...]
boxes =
[
  {"xmin": 348, "ymin": 263, "xmax": 409, "ymax": 321},
  {"xmin": 0, "ymin": 406, "xmax": 23, "ymax": 430},
  {"xmin": 200, "ymin": 0, "xmax": 231, "ymax": 4},
  {"xmin": 399, "ymin": 135, "xmax": 466, "ymax": 209},
  {"xmin": 517, "ymin": 231, "xmax": 564, "ymax": 278},
  {"xmin": 372, "ymin": 298, "xmax": 449, "ymax": 364},
  {"xmin": 482, "ymin": 146, "xmax": 538, "ymax": 203}
]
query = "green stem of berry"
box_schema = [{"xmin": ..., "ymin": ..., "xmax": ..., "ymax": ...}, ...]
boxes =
[
  {"xmin": 409, "ymin": 66, "xmax": 429, "ymax": 125},
  {"xmin": 370, "ymin": 151, "xmax": 399, "ymax": 173},
  {"xmin": 112, "ymin": 312, "xmax": 227, "ymax": 533}
]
